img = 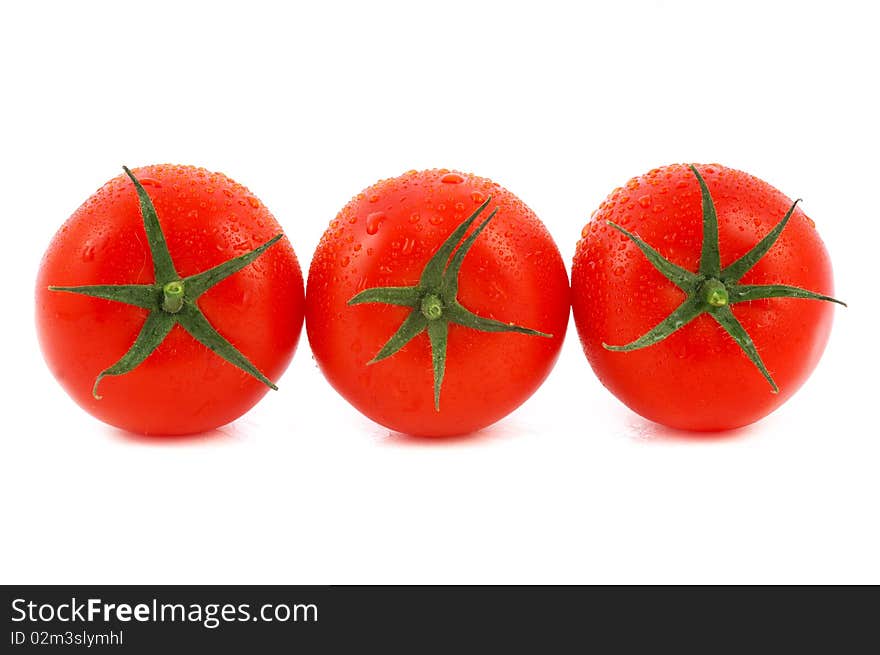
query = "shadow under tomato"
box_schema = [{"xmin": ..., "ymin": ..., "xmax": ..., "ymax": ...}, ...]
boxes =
[
  {"xmin": 379, "ymin": 419, "xmax": 528, "ymax": 447},
  {"xmin": 108, "ymin": 424, "xmax": 240, "ymax": 445},
  {"xmin": 619, "ymin": 413, "xmax": 764, "ymax": 443}
]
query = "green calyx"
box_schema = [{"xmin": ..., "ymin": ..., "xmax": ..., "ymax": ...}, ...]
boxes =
[
  {"xmin": 49, "ymin": 166, "xmax": 283, "ymax": 399},
  {"xmin": 348, "ymin": 196, "xmax": 552, "ymax": 411},
  {"xmin": 603, "ymin": 164, "xmax": 846, "ymax": 393}
]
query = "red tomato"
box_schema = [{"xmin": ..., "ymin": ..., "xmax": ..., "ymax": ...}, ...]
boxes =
[
  {"xmin": 36, "ymin": 164, "xmax": 304, "ymax": 435},
  {"xmin": 572, "ymin": 163, "xmax": 841, "ymax": 431},
  {"xmin": 306, "ymin": 169, "xmax": 570, "ymax": 437}
]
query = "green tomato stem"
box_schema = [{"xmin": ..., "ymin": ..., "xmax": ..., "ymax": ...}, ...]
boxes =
[
  {"xmin": 162, "ymin": 280, "xmax": 186, "ymax": 314},
  {"xmin": 702, "ymin": 278, "xmax": 729, "ymax": 307},
  {"xmin": 420, "ymin": 293, "xmax": 444, "ymax": 321}
]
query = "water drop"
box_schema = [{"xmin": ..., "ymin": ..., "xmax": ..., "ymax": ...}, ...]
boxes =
[
  {"xmin": 441, "ymin": 173, "xmax": 464, "ymax": 184},
  {"xmin": 366, "ymin": 211, "xmax": 385, "ymax": 235}
]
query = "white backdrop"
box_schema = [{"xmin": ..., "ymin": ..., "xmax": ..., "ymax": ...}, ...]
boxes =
[{"xmin": 1, "ymin": 1, "xmax": 877, "ymax": 584}]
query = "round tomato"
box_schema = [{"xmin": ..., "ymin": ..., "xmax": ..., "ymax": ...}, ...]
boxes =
[
  {"xmin": 36, "ymin": 164, "xmax": 305, "ymax": 435},
  {"xmin": 572, "ymin": 163, "xmax": 843, "ymax": 431},
  {"xmin": 306, "ymin": 169, "xmax": 570, "ymax": 437}
]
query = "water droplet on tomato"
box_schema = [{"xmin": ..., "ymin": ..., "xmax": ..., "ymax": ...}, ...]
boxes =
[
  {"xmin": 401, "ymin": 238, "xmax": 415, "ymax": 255},
  {"xmin": 139, "ymin": 178, "xmax": 161, "ymax": 188},
  {"xmin": 638, "ymin": 195, "xmax": 651, "ymax": 208},
  {"xmin": 409, "ymin": 213, "xmax": 420, "ymax": 223},
  {"xmin": 441, "ymin": 173, "xmax": 464, "ymax": 184},
  {"xmin": 429, "ymin": 215, "xmax": 444, "ymax": 226},
  {"xmin": 247, "ymin": 197, "xmax": 260, "ymax": 208},
  {"xmin": 341, "ymin": 256, "xmax": 350, "ymax": 267},
  {"xmin": 366, "ymin": 211, "xmax": 385, "ymax": 235},
  {"xmin": 471, "ymin": 192, "xmax": 485, "ymax": 203}
]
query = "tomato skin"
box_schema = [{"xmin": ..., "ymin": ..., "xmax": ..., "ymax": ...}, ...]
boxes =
[
  {"xmin": 571, "ymin": 163, "xmax": 836, "ymax": 431},
  {"xmin": 306, "ymin": 169, "xmax": 570, "ymax": 437},
  {"xmin": 36, "ymin": 164, "xmax": 304, "ymax": 435}
]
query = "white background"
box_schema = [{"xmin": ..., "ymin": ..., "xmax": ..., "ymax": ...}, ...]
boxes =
[{"xmin": 1, "ymin": 1, "xmax": 877, "ymax": 584}]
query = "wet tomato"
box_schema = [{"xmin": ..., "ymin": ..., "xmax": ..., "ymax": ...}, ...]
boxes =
[
  {"xmin": 36, "ymin": 164, "xmax": 304, "ymax": 435},
  {"xmin": 306, "ymin": 169, "xmax": 570, "ymax": 437},
  {"xmin": 572, "ymin": 163, "xmax": 843, "ymax": 431}
]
